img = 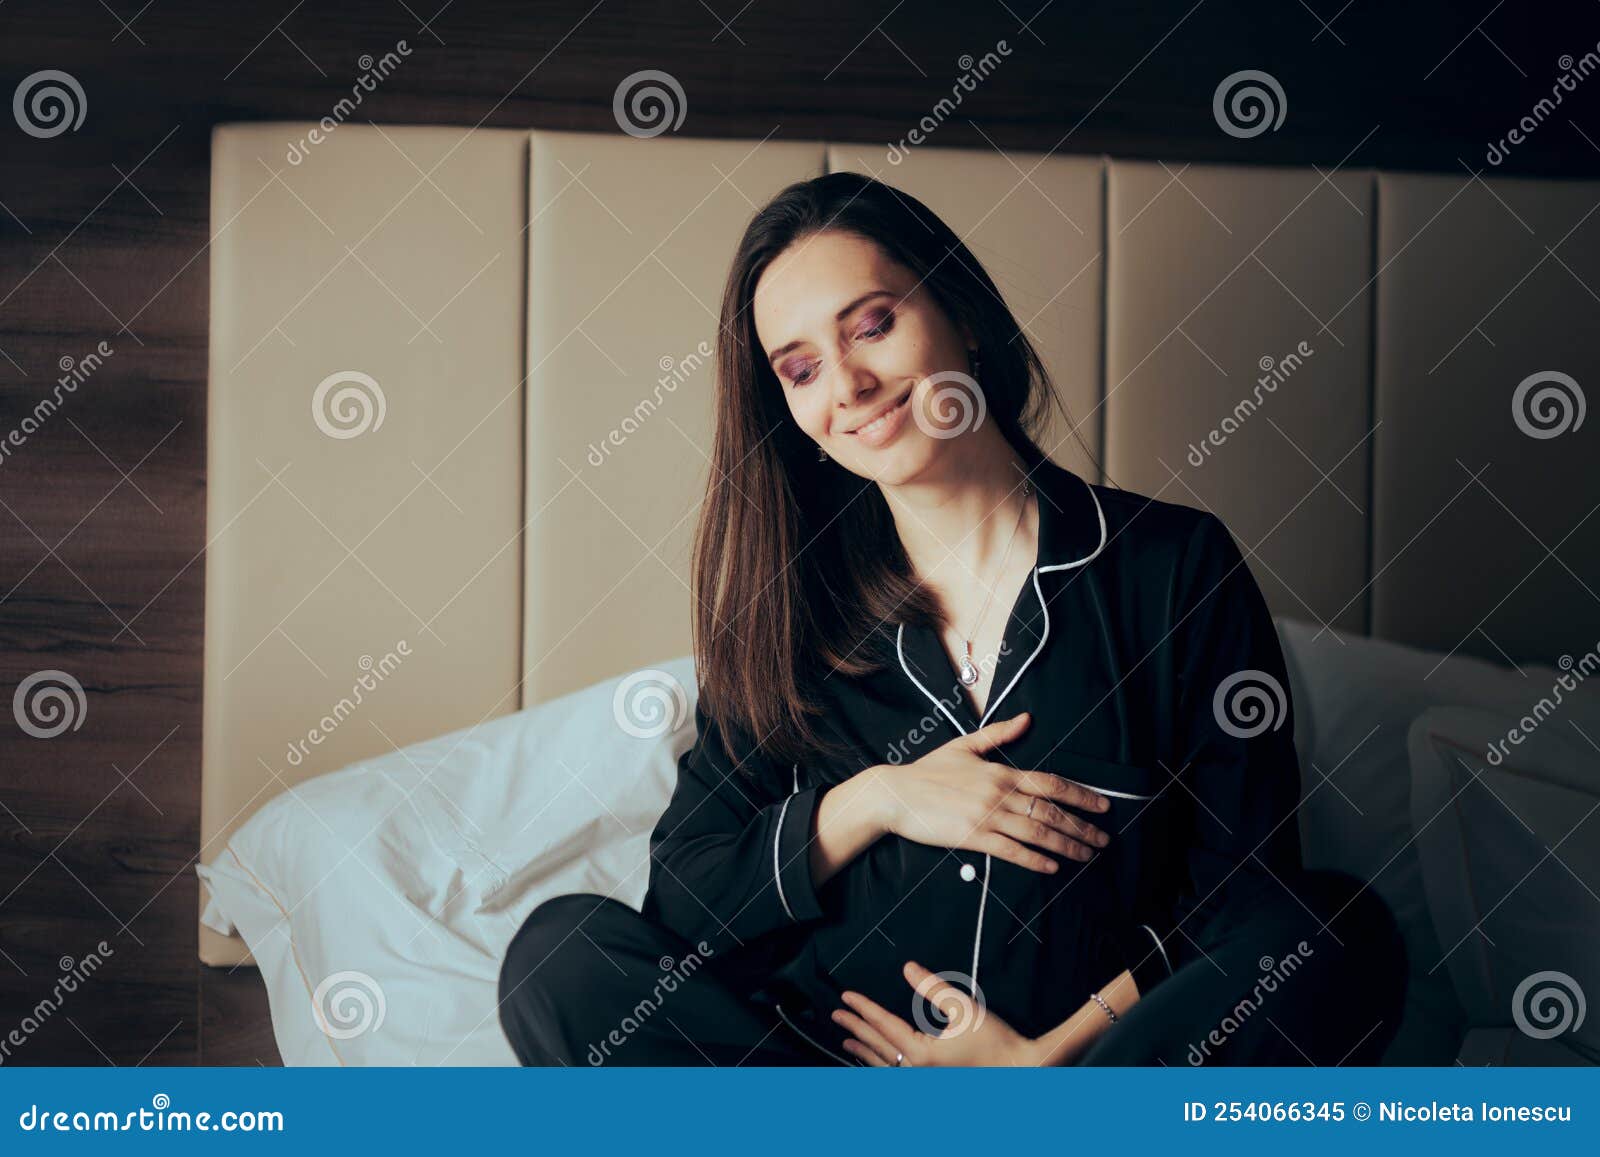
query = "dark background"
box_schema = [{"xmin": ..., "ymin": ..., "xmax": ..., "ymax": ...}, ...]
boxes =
[{"xmin": 2, "ymin": 0, "xmax": 1597, "ymax": 1065}]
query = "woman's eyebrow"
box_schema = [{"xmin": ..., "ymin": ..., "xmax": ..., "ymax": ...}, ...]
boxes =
[{"xmin": 766, "ymin": 289, "xmax": 898, "ymax": 365}]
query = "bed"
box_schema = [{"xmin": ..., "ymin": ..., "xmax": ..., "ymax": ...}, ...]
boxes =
[{"xmin": 196, "ymin": 124, "xmax": 1600, "ymax": 1065}]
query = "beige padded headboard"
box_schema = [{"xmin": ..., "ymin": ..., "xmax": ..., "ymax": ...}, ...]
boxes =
[{"xmin": 202, "ymin": 124, "xmax": 1599, "ymax": 963}]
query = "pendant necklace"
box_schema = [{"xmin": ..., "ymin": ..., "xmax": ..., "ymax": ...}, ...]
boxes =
[{"xmin": 956, "ymin": 479, "xmax": 1033, "ymax": 688}]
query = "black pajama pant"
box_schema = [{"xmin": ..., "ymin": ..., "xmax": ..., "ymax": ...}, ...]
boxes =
[{"xmin": 497, "ymin": 867, "xmax": 1407, "ymax": 1067}]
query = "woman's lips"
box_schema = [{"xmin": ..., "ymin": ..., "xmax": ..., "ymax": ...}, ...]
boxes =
[{"xmin": 843, "ymin": 391, "xmax": 912, "ymax": 449}]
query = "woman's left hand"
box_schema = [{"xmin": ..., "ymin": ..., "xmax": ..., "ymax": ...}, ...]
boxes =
[{"xmin": 832, "ymin": 961, "xmax": 1037, "ymax": 1067}]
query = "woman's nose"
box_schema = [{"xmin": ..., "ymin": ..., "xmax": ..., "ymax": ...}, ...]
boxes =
[{"xmin": 829, "ymin": 353, "xmax": 879, "ymax": 408}]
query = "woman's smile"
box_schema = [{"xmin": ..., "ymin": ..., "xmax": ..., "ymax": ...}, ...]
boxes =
[{"xmin": 841, "ymin": 388, "xmax": 913, "ymax": 448}]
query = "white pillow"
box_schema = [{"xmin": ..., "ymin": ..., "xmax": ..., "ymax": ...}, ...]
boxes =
[
  {"xmin": 1408, "ymin": 704, "xmax": 1600, "ymax": 1065},
  {"xmin": 196, "ymin": 657, "xmax": 694, "ymax": 1066},
  {"xmin": 1273, "ymin": 618, "xmax": 1600, "ymax": 1064}
]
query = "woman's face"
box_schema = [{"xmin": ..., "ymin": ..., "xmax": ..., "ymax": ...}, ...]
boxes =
[{"xmin": 753, "ymin": 229, "xmax": 978, "ymax": 487}]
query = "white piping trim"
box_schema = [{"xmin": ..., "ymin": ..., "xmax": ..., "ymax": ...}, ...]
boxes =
[
  {"xmin": 1140, "ymin": 922, "xmax": 1174, "ymax": 975},
  {"xmin": 977, "ymin": 568, "xmax": 1049, "ymax": 729},
  {"xmin": 896, "ymin": 622, "xmax": 994, "ymax": 988},
  {"xmin": 969, "ymin": 855, "xmax": 991, "ymax": 982},
  {"xmin": 774, "ymin": 793, "xmax": 797, "ymax": 922},
  {"xmin": 1015, "ymin": 485, "xmax": 1151, "ymax": 799},
  {"xmin": 1066, "ymin": 778, "xmax": 1155, "ymax": 801},
  {"xmin": 1035, "ymin": 474, "xmax": 1107, "ymax": 575},
  {"xmin": 775, "ymin": 1002, "xmax": 857, "ymax": 1066},
  {"xmin": 892, "ymin": 475, "xmax": 1108, "ymax": 994},
  {"xmin": 961, "ymin": 567, "xmax": 1059, "ymax": 991},
  {"xmin": 896, "ymin": 625, "xmax": 966, "ymax": 735}
]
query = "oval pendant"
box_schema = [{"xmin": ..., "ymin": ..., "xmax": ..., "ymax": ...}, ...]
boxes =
[{"xmin": 958, "ymin": 656, "xmax": 980, "ymax": 686}]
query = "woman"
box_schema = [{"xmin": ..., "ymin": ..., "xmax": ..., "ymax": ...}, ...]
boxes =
[{"xmin": 498, "ymin": 171, "xmax": 1407, "ymax": 1067}]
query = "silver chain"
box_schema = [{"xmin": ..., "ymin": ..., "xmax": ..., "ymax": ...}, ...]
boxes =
[{"xmin": 958, "ymin": 478, "xmax": 1034, "ymax": 673}]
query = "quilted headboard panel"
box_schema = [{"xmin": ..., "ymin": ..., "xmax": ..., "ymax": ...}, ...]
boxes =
[
  {"xmin": 520, "ymin": 132, "xmax": 824, "ymax": 705},
  {"xmin": 201, "ymin": 124, "xmax": 1598, "ymax": 962},
  {"xmin": 202, "ymin": 124, "xmax": 529, "ymax": 964},
  {"xmin": 1104, "ymin": 160, "xmax": 1376, "ymax": 632}
]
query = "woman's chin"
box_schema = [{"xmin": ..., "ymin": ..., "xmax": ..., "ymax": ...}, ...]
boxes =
[{"xmin": 838, "ymin": 440, "xmax": 944, "ymax": 489}]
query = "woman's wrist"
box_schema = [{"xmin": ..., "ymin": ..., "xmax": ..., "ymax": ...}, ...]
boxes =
[
  {"xmin": 809, "ymin": 766, "xmax": 896, "ymax": 887},
  {"xmin": 1021, "ymin": 971, "xmax": 1141, "ymax": 1066},
  {"xmin": 1022, "ymin": 1015, "xmax": 1096, "ymax": 1067},
  {"xmin": 857, "ymin": 764, "xmax": 898, "ymax": 838}
]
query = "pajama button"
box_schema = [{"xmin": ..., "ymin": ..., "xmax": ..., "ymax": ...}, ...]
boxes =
[{"xmin": 959, "ymin": 862, "xmax": 977, "ymax": 882}]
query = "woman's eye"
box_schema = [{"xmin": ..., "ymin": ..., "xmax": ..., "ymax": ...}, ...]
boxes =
[
  {"xmin": 858, "ymin": 311, "xmax": 895, "ymax": 340},
  {"xmin": 783, "ymin": 311, "xmax": 892, "ymax": 387}
]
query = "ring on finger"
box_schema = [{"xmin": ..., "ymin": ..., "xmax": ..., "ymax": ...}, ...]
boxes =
[
  {"xmin": 894, "ymin": 1051, "xmax": 905, "ymax": 1067},
  {"xmin": 1026, "ymin": 796, "xmax": 1037, "ymax": 819}
]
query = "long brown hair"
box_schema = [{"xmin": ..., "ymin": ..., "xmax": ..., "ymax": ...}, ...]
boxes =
[{"xmin": 695, "ymin": 170, "xmax": 1083, "ymax": 771}]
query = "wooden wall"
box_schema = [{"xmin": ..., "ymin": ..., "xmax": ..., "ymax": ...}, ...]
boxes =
[{"xmin": 1, "ymin": 0, "xmax": 1596, "ymax": 1065}]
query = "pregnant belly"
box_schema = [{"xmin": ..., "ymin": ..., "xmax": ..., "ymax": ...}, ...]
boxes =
[{"xmin": 806, "ymin": 838, "xmax": 1124, "ymax": 1037}]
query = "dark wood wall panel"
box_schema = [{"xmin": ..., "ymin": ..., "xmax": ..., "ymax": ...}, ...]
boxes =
[{"xmin": 3, "ymin": 0, "xmax": 1598, "ymax": 1065}]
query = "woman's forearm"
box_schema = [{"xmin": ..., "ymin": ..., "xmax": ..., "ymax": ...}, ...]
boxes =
[
  {"xmin": 1019, "ymin": 968, "xmax": 1142, "ymax": 1066},
  {"xmin": 808, "ymin": 766, "xmax": 892, "ymax": 887}
]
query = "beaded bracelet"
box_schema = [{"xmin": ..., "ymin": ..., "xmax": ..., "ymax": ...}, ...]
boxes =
[{"xmin": 1089, "ymin": 990, "xmax": 1118, "ymax": 1024}]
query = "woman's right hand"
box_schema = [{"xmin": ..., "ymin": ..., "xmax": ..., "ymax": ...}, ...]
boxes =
[{"xmin": 868, "ymin": 712, "xmax": 1113, "ymax": 873}]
